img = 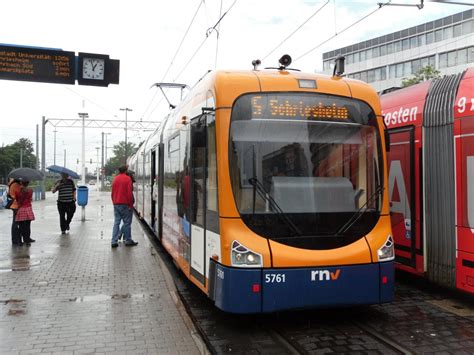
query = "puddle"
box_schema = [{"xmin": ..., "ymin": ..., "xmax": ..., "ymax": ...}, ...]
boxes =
[
  {"xmin": 8, "ymin": 309, "xmax": 26, "ymax": 315},
  {"xmin": 2, "ymin": 299, "xmax": 27, "ymax": 316},
  {"xmin": 1, "ymin": 299, "xmax": 25, "ymax": 304},
  {"xmin": 0, "ymin": 258, "xmax": 41, "ymax": 272},
  {"xmin": 71, "ymin": 293, "xmax": 153, "ymax": 302},
  {"xmin": 428, "ymin": 299, "xmax": 474, "ymax": 317}
]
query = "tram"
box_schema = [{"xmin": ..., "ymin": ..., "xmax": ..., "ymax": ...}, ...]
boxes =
[
  {"xmin": 381, "ymin": 67, "xmax": 474, "ymax": 294},
  {"xmin": 129, "ymin": 56, "xmax": 394, "ymax": 313}
]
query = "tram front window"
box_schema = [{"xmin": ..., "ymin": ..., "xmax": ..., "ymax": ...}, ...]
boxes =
[{"xmin": 229, "ymin": 93, "xmax": 383, "ymax": 249}]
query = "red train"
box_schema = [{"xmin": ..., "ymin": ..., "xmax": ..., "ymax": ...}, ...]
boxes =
[{"xmin": 381, "ymin": 67, "xmax": 474, "ymax": 294}]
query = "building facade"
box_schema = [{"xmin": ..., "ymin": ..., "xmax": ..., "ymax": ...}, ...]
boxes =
[{"xmin": 322, "ymin": 9, "xmax": 473, "ymax": 92}]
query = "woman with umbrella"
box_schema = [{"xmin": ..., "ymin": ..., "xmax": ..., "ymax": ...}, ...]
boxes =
[
  {"xmin": 8, "ymin": 168, "xmax": 44, "ymax": 246},
  {"xmin": 15, "ymin": 180, "xmax": 36, "ymax": 246},
  {"xmin": 7, "ymin": 177, "xmax": 22, "ymax": 246}
]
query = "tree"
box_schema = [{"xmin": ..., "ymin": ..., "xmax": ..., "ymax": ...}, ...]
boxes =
[
  {"xmin": 104, "ymin": 141, "xmax": 137, "ymax": 176},
  {"xmin": 0, "ymin": 138, "xmax": 37, "ymax": 183},
  {"xmin": 401, "ymin": 65, "xmax": 441, "ymax": 88}
]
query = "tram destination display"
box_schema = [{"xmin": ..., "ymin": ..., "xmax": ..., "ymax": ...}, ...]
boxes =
[
  {"xmin": 251, "ymin": 95, "xmax": 350, "ymax": 121},
  {"xmin": 0, "ymin": 45, "xmax": 75, "ymax": 84}
]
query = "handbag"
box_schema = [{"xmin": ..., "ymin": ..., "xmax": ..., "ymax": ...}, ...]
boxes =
[{"xmin": 1, "ymin": 189, "xmax": 13, "ymax": 209}]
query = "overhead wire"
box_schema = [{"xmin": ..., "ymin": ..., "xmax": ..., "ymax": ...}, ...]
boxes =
[
  {"xmin": 294, "ymin": 0, "xmax": 392, "ymax": 63},
  {"xmin": 139, "ymin": 0, "xmax": 205, "ymax": 122},
  {"xmin": 62, "ymin": 86, "xmax": 118, "ymax": 119},
  {"xmin": 145, "ymin": 0, "xmax": 237, "ymax": 120},
  {"xmin": 173, "ymin": 0, "xmax": 238, "ymax": 82},
  {"xmin": 262, "ymin": 0, "xmax": 330, "ymax": 61},
  {"xmin": 139, "ymin": 89, "xmax": 160, "ymax": 121},
  {"xmin": 159, "ymin": 0, "xmax": 205, "ymax": 83},
  {"xmin": 214, "ymin": 0, "xmax": 224, "ymax": 69}
]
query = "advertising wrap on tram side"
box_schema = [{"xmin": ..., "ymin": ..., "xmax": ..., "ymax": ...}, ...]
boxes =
[
  {"xmin": 454, "ymin": 68, "xmax": 474, "ymax": 293},
  {"xmin": 382, "ymin": 67, "xmax": 474, "ymax": 295}
]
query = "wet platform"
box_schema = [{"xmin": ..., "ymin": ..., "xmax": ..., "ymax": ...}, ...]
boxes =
[{"xmin": 0, "ymin": 189, "xmax": 204, "ymax": 354}]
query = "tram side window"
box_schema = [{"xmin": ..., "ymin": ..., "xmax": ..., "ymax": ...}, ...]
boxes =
[
  {"xmin": 164, "ymin": 135, "xmax": 180, "ymax": 214},
  {"xmin": 206, "ymin": 118, "xmax": 219, "ymax": 233},
  {"xmin": 191, "ymin": 123, "xmax": 206, "ymax": 226},
  {"xmin": 178, "ymin": 128, "xmax": 190, "ymax": 220}
]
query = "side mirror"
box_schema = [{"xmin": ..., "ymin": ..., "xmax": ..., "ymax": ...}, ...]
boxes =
[{"xmin": 384, "ymin": 131, "xmax": 391, "ymax": 152}]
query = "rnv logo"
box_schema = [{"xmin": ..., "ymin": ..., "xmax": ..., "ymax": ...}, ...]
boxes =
[{"xmin": 311, "ymin": 269, "xmax": 341, "ymax": 281}]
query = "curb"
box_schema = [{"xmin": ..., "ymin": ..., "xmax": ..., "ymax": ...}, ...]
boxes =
[{"xmin": 149, "ymin": 245, "xmax": 210, "ymax": 355}]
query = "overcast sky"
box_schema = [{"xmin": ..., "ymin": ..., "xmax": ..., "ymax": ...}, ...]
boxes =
[{"xmin": 0, "ymin": 0, "xmax": 471, "ymax": 172}]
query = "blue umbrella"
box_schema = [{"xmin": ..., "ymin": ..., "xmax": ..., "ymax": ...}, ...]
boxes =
[{"xmin": 47, "ymin": 165, "xmax": 80, "ymax": 179}]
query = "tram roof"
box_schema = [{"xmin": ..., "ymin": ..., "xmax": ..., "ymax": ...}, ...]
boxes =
[{"xmin": 204, "ymin": 69, "xmax": 381, "ymax": 109}]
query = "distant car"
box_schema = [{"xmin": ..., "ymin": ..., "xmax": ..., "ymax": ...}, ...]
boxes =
[{"xmin": 89, "ymin": 180, "xmax": 96, "ymax": 185}]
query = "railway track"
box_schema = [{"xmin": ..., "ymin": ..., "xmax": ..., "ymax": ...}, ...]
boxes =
[
  {"xmin": 143, "ymin": 221, "xmax": 474, "ymax": 354},
  {"xmin": 351, "ymin": 321, "xmax": 413, "ymax": 354}
]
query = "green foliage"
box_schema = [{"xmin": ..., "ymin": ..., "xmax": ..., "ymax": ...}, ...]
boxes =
[
  {"xmin": 0, "ymin": 138, "xmax": 37, "ymax": 184},
  {"xmin": 401, "ymin": 65, "xmax": 441, "ymax": 88},
  {"xmin": 104, "ymin": 141, "xmax": 137, "ymax": 176}
]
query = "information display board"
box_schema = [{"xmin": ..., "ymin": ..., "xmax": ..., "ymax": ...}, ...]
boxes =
[{"xmin": 0, "ymin": 45, "xmax": 76, "ymax": 84}]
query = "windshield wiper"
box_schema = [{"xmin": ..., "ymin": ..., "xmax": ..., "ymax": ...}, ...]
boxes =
[
  {"xmin": 248, "ymin": 177, "xmax": 302, "ymax": 237},
  {"xmin": 334, "ymin": 185, "xmax": 384, "ymax": 236}
]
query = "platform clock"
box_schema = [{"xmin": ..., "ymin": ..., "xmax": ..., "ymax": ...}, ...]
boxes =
[
  {"xmin": 82, "ymin": 58, "xmax": 105, "ymax": 80},
  {"xmin": 77, "ymin": 52, "xmax": 120, "ymax": 87}
]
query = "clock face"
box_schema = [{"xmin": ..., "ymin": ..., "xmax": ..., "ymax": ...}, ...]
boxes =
[{"xmin": 82, "ymin": 58, "xmax": 105, "ymax": 80}]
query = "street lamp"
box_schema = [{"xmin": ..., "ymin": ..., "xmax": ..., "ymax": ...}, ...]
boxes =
[
  {"xmin": 78, "ymin": 112, "xmax": 88, "ymax": 223},
  {"xmin": 78, "ymin": 112, "xmax": 89, "ymax": 185},
  {"xmin": 101, "ymin": 132, "xmax": 112, "ymax": 191},
  {"xmin": 104, "ymin": 132, "xmax": 112, "ymax": 163},
  {"xmin": 96, "ymin": 147, "xmax": 100, "ymax": 190},
  {"xmin": 120, "ymin": 108, "xmax": 133, "ymax": 164}
]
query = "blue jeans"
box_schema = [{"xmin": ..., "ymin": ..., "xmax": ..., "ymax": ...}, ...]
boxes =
[{"xmin": 112, "ymin": 205, "xmax": 133, "ymax": 243}]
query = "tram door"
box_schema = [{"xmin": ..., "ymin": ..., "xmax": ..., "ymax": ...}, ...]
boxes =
[
  {"xmin": 151, "ymin": 148, "xmax": 157, "ymax": 231},
  {"xmin": 387, "ymin": 127, "xmax": 417, "ymax": 268},
  {"xmin": 190, "ymin": 117, "xmax": 207, "ymax": 285}
]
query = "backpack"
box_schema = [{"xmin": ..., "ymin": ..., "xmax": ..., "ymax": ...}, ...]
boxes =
[{"xmin": 1, "ymin": 188, "xmax": 13, "ymax": 209}]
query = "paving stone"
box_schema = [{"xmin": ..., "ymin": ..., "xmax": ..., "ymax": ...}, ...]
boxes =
[{"xmin": 0, "ymin": 191, "xmax": 201, "ymax": 354}]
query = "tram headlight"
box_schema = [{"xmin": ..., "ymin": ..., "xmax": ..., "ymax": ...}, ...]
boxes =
[
  {"xmin": 377, "ymin": 235, "xmax": 395, "ymax": 262},
  {"xmin": 231, "ymin": 240, "xmax": 263, "ymax": 268}
]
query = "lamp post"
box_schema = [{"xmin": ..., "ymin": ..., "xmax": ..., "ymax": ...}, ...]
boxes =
[
  {"xmin": 120, "ymin": 108, "xmax": 133, "ymax": 164},
  {"xmin": 78, "ymin": 112, "xmax": 88, "ymax": 222},
  {"xmin": 53, "ymin": 129, "xmax": 57, "ymax": 165},
  {"xmin": 104, "ymin": 132, "xmax": 111, "ymax": 165},
  {"xmin": 78, "ymin": 112, "xmax": 88, "ymax": 185},
  {"xmin": 96, "ymin": 147, "xmax": 100, "ymax": 191}
]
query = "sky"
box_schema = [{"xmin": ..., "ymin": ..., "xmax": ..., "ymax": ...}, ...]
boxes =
[{"xmin": 0, "ymin": 0, "xmax": 471, "ymax": 173}]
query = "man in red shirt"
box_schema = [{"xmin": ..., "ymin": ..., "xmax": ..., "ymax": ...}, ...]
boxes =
[{"xmin": 111, "ymin": 165, "xmax": 137, "ymax": 247}]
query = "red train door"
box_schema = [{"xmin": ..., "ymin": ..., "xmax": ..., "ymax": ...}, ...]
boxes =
[
  {"xmin": 455, "ymin": 68, "xmax": 474, "ymax": 293},
  {"xmin": 387, "ymin": 126, "xmax": 416, "ymax": 268}
]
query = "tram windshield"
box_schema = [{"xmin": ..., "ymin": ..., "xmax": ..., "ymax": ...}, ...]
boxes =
[{"xmin": 229, "ymin": 93, "xmax": 383, "ymax": 249}]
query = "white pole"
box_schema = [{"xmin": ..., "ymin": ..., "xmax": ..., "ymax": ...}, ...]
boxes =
[
  {"xmin": 78, "ymin": 112, "xmax": 88, "ymax": 222},
  {"xmin": 79, "ymin": 114, "xmax": 86, "ymax": 185},
  {"xmin": 53, "ymin": 129, "xmax": 57, "ymax": 166},
  {"xmin": 96, "ymin": 147, "xmax": 100, "ymax": 191}
]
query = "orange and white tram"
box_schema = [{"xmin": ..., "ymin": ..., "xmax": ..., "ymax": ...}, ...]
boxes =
[{"xmin": 128, "ymin": 57, "xmax": 394, "ymax": 313}]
